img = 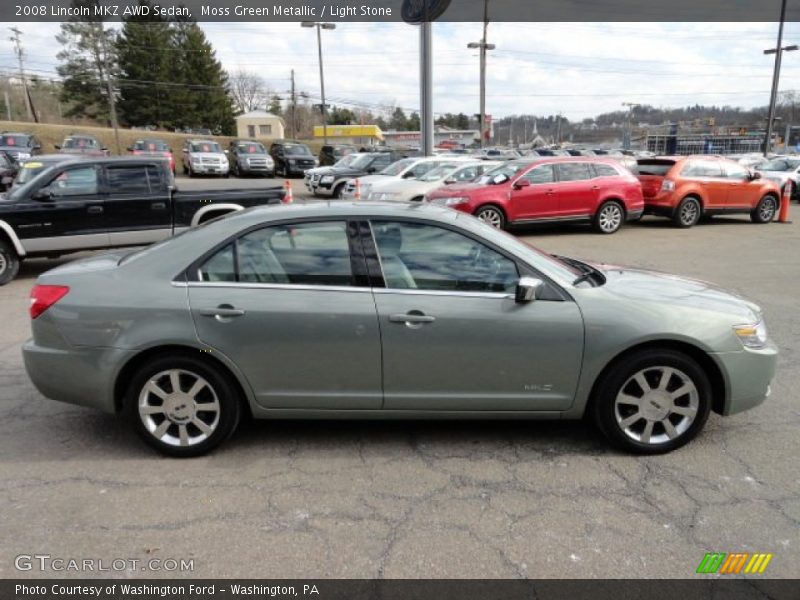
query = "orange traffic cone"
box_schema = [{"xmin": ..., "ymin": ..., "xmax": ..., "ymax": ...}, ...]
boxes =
[
  {"xmin": 777, "ymin": 183, "xmax": 792, "ymax": 223},
  {"xmin": 354, "ymin": 178, "xmax": 361, "ymax": 201},
  {"xmin": 283, "ymin": 180, "xmax": 293, "ymax": 204}
]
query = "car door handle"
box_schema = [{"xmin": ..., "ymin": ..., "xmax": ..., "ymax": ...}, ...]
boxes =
[
  {"xmin": 591, "ymin": 185, "xmax": 600, "ymax": 190},
  {"xmin": 199, "ymin": 305, "xmax": 246, "ymax": 318},
  {"xmin": 151, "ymin": 202, "xmax": 167, "ymax": 210},
  {"xmin": 87, "ymin": 206, "xmax": 103, "ymax": 214},
  {"xmin": 545, "ymin": 189, "xmax": 555, "ymax": 195},
  {"xmin": 389, "ymin": 312, "xmax": 436, "ymax": 326}
]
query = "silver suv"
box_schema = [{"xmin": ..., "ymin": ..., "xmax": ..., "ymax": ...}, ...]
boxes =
[{"xmin": 182, "ymin": 139, "xmax": 230, "ymax": 177}]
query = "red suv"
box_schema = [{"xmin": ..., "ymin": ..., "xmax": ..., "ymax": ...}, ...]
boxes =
[{"xmin": 425, "ymin": 157, "xmax": 644, "ymax": 233}]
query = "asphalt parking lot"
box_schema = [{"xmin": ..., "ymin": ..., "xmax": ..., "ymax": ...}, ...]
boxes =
[{"xmin": 1, "ymin": 208, "xmax": 798, "ymax": 579}]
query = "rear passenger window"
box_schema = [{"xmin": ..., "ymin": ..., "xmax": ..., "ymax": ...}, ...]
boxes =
[
  {"xmin": 198, "ymin": 244, "xmax": 236, "ymax": 282},
  {"xmin": 593, "ymin": 163, "xmax": 619, "ymax": 177},
  {"xmin": 681, "ymin": 160, "xmax": 723, "ymax": 178},
  {"xmin": 107, "ymin": 165, "xmax": 151, "ymax": 193},
  {"xmin": 556, "ymin": 162, "xmax": 593, "ymax": 181}
]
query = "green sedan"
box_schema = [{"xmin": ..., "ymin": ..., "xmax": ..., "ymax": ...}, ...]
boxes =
[{"xmin": 23, "ymin": 203, "xmax": 777, "ymax": 457}]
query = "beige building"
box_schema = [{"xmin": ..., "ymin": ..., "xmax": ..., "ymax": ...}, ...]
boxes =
[{"xmin": 234, "ymin": 110, "xmax": 285, "ymax": 140}]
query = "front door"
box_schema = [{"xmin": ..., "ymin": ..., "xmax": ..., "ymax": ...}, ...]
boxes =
[
  {"xmin": 103, "ymin": 162, "xmax": 172, "ymax": 246},
  {"xmin": 366, "ymin": 220, "xmax": 584, "ymax": 412},
  {"xmin": 509, "ymin": 163, "xmax": 559, "ymax": 221},
  {"xmin": 188, "ymin": 220, "xmax": 383, "ymax": 410}
]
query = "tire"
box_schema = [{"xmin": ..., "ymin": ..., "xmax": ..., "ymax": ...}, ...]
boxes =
[
  {"xmin": 673, "ymin": 196, "xmax": 701, "ymax": 228},
  {"xmin": 0, "ymin": 239, "xmax": 21, "ymax": 286},
  {"xmin": 475, "ymin": 205, "xmax": 506, "ymax": 230},
  {"xmin": 410, "ymin": 196, "xmax": 424, "ymax": 203},
  {"xmin": 187, "ymin": 164, "xmax": 194, "ymax": 179},
  {"xmin": 333, "ymin": 182, "xmax": 345, "ymax": 199},
  {"xmin": 593, "ymin": 200, "xmax": 625, "ymax": 234},
  {"xmin": 592, "ymin": 349, "xmax": 712, "ymax": 454},
  {"xmin": 125, "ymin": 354, "xmax": 242, "ymax": 457},
  {"xmin": 751, "ymin": 194, "xmax": 778, "ymax": 224}
]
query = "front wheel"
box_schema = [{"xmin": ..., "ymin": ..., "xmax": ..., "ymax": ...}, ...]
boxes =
[
  {"xmin": 593, "ymin": 200, "xmax": 624, "ymax": 234},
  {"xmin": 0, "ymin": 239, "xmax": 21, "ymax": 285},
  {"xmin": 592, "ymin": 349, "xmax": 712, "ymax": 454},
  {"xmin": 475, "ymin": 205, "xmax": 506, "ymax": 230},
  {"xmin": 673, "ymin": 196, "xmax": 701, "ymax": 228},
  {"xmin": 126, "ymin": 354, "xmax": 242, "ymax": 457},
  {"xmin": 751, "ymin": 194, "xmax": 777, "ymax": 224}
]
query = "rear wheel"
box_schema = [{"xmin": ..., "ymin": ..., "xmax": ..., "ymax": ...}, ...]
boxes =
[
  {"xmin": 0, "ymin": 239, "xmax": 20, "ymax": 286},
  {"xmin": 592, "ymin": 349, "xmax": 712, "ymax": 454},
  {"xmin": 593, "ymin": 200, "xmax": 624, "ymax": 234},
  {"xmin": 126, "ymin": 354, "xmax": 241, "ymax": 457},
  {"xmin": 751, "ymin": 194, "xmax": 777, "ymax": 223},
  {"xmin": 673, "ymin": 196, "xmax": 701, "ymax": 228},
  {"xmin": 475, "ymin": 205, "xmax": 506, "ymax": 230}
]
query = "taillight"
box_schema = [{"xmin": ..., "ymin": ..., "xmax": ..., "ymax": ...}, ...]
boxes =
[
  {"xmin": 30, "ymin": 285, "xmax": 70, "ymax": 319},
  {"xmin": 661, "ymin": 179, "xmax": 675, "ymax": 192}
]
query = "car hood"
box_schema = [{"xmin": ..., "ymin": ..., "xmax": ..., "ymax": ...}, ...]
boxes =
[
  {"xmin": 595, "ymin": 263, "xmax": 761, "ymax": 322},
  {"xmin": 427, "ymin": 181, "xmax": 496, "ymax": 198}
]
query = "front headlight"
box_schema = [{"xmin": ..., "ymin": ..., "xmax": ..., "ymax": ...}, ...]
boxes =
[
  {"xmin": 320, "ymin": 175, "xmax": 335, "ymax": 184},
  {"xmin": 431, "ymin": 197, "xmax": 468, "ymax": 206},
  {"xmin": 733, "ymin": 320, "xmax": 768, "ymax": 348},
  {"xmin": 16, "ymin": 152, "xmax": 30, "ymax": 159}
]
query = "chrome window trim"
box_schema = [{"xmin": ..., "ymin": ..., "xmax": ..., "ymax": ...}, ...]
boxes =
[
  {"xmin": 373, "ymin": 288, "xmax": 513, "ymax": 300},
  {"xmin": 185, "ymin": 281, "xmax": 371, "ymax": 294}
]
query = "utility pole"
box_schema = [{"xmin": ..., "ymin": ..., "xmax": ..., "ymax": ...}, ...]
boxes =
[
  {"xmin": 99, "ymin": 24, "xmax": 121, "ymax": 155},
  {"xmin": 763, "ymin": 0, "xmax": 798, "ymax": 156},
  {"xmin": 468, "ymin": 0, "xmax": 495, "ymax": 149},
  {"xmin": 290, "ymin": 69, "xmax": 296, "ymax": 139},
  {"xmin": 9, "ymin": 27, "xmax": 34, "ymax": 122},
  {"xmin": 622, "ymin": 102, "xmax": 640, "ymax": 150},
  {"xmin": 4, "ymin": 91, "xmax": 11, "ymax": 121}
]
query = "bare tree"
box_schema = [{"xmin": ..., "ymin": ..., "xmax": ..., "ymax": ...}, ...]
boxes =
[{"xmin": 228, "ymin": 69, "xmax": 267, "ymax": 114}]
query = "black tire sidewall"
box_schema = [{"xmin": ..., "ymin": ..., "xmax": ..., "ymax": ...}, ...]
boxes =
[
  {"xmin": 125, "ymin": 354, "xmax": 241, "ymax": 457},
  {"xmin": 0, "ymin": 240, "xmax": 20, "ymax": 285},
  {"xmin": 592, "ymin": 349, "xmax": 712, "ymax": 454}
]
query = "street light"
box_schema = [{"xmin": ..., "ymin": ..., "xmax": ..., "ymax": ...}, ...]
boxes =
[
  {"xmin": 301, "ymin": 21, "xmax": 336, "ymax": 144},
  {"xmin": 762, "ymin": 0, "xmax": 797, "ymax": 155},
  {"xmin": 468, "ymin": 0, "xmax": 495, "ymax": 149}
]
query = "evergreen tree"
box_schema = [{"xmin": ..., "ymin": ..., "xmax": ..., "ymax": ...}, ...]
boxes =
[
  {"xmin": 116, "ymin": 0, "xmax": 173, "ymax": 128},
  {"xmin": 267, "ymin": 94, "xmax": 283, "ymax": 116},
  {"xmin": 55, "ymin": 0, "xmax": 118, "ymax": 123},
  {"xmin": 407, "ymin": 111, "xmax": 421, "ymax": 131},
  {"xmin": 389, "ymin": 107, "xmax": 408, "ymax": 131}
]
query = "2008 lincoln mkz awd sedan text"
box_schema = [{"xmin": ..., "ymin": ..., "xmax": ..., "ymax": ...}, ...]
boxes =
[{"xmin": 22, "ymin": 203, "xmax": 777, "ymax": 457}]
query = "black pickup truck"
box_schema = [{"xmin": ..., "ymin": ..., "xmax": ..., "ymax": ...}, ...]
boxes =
[{"xmin": 0, "ymin": 156, "xmax": 285, "ymax": 284}]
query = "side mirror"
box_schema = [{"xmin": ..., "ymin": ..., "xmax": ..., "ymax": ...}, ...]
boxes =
[
  {"xmin": 366, "ymin": 167, "xmax": 377, "ymax": 174},
  {"xmin": 512, "ymin": 178, "xmax": 531, "ymax": 190},
  {"xmin": 444, "ymin": 178, "xmax": 457, "ymax": 185},
  {"xmin": 33, "ymin": 186, "xmax": 53, "ymax": 201},
  {"xmin": 402, "ymin": 171, "xmax": 416, "ymax": 179},
  {"xmin": 515, "ymin": 276, "xmax": 544, "ymax": 303},
  {"xmin": 749, "ymin": 171, "xmax": 761, "ymax": 180}
]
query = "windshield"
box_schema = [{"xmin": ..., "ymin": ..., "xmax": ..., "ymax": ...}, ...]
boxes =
[
  {"xmin": 477, "ymin": 162, "xmax": 525, "ymax": 184},
  {"xmin": 284, "ymin": 144, "xmax": 312, "ymax": 156},
  {"xmin": 63, "ymin": 137, "xmax": 98, "ymax": 149},
  {"xmin": 419, "ymin": 164, "xmax": 460, "ymax": 182},
  {"xmin": 237, "ymin": 142, "xmax": 266, "ymax": 154},
  {"xmin": 761, "ymin": 158, "xmax": 800, "ymax": 171},
  {"xmin": 191, "ymin": 142, "xmax": 222, "ymax": 153},
  {"xmin": 135, "ymin": 140, "xmax": 169, "ymax": 152},
  {"xmin": 380, "ymin": 158, "xmax": 416, "ymax": 176},
  {"xmin": 15, "ymin": 160, "xmax": 58, "ymax": 185},
  {"xmin": 0, "ymin": 135, "xmax": 29, "ymax": 147}
]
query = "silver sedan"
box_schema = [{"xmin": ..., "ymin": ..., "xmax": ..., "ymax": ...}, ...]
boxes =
[{"xmin": 23, "ymin": 203, "xmax": 777, "ymax": 456}]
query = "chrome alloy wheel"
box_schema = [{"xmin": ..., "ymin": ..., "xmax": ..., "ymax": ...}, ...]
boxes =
[
  {"xmin": 477, "ymin": 207, "xmax": 503, "ymax": 228},
  {"xmin": 680, "ymin": 200, "xmax": 699, "ymax": 226},
  {"xmin": 614, "ymin": 366, "xmax": 699, "ymax": 445},
  {"xmin": 759, "ymin": 196, "xmax": 777, "ymax": 222},
  {"xmin": 138, "ymin": 369, "xmax": 220, "ymax": 447},
  {"xmin": 598, "ymin": 203, "xmax": 623, "ymax": 232}
]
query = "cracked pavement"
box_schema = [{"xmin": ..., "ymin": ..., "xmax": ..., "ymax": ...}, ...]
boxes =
[{"xmin": 1, "ymin": 213, "xmax": 798, "ymax": 579}]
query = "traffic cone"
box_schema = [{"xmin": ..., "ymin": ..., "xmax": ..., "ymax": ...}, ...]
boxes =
[
  {"xmin": 354, "ymin": 178, "xmax": 361, "ymax": 201},
  {"xmin": 777, "ymin": 183, "xmax": 792, "ymax": 223},
  {"xmin": 283, "ymin": 180, "xmax": 293, "ymax": 204}
]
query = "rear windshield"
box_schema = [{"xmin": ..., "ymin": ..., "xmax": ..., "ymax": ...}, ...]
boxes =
[
  {"xmin": 135, "ymin": 140, "xmax": 169, "ymax": 152},
  {"xmin": 63, "ymin": 137, "xmax": 99, "ymax": 149},
  {"xmin": 636, "ymin": 159, "xmax": 675, "ymax": 176}
]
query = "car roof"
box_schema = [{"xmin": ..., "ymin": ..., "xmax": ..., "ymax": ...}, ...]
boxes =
[{"xmin": 21, "ymin": 153, "xmax": 84, "ymax": 163}]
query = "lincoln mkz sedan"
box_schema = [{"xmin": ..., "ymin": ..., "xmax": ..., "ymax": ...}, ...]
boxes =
[{"xmin": 23, "ymin": 203, "xmax": 777, "ymax": 457}]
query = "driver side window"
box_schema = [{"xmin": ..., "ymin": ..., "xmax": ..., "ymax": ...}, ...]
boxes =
[
  {"xmin": 371, "ymin": 221, "xmax": 519, "ymax": 293},
  {"xmin": 49, "ymin": 166, "xmax": 99, "ymax": 197}
]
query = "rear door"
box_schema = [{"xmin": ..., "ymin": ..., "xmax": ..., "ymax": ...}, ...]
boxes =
[
  {"xmin": 188, "ymin": 220, "xmax": 382, "ymax": 410},
  {"xmin": 509, "ymin": 163, "xmax": 559, "ymax": 220},
  {"xmin": 681, "ymin": 159, "xmax": 727, "ymax": 209},
  {"xmin": 554, "ymin": 162, "xmax": 597, "ymax": 218},
  {"xmin": 104, "ymin": 163, "xmax": 172, "ymax": 246},
  {"xmin": 16, "ymin": 164, "xmax": 109, "ymax": 253}
]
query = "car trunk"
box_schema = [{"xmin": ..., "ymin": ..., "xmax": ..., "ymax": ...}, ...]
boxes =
[{"xmin": 636, "ymin": 159, "xmax": 676, "ymax": 198}]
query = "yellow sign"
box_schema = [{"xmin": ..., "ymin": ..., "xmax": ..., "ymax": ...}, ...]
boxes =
[
  {"xmin": 22, "ymin": 162, "xmax": 43, "ymax": 169},
  {"xmin": 313, "ymin": 124, "xmax": 384, "ymax": 140}
]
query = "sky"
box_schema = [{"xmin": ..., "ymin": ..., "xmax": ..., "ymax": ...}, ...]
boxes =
[{"xmin": 2, "ymin": 21, "xmax": 799, "ymax": 121}]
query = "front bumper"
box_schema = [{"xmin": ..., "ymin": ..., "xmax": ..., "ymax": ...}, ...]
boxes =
[
  {"xmin": 22, "ymin": 339, "xmax": 125, "ymax": 414},
  {"xmin": 712, "ymin": 340, "xmax": 778, "ymax": 416},
  {"xmin": 191, "ymin": 164, "xmax": 229, "ymax": 175}
]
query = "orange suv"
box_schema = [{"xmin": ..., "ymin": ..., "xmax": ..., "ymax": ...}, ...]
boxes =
[{"xmin": 636, "ymin": 155, "xmax": 781, "ymax": 227}]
